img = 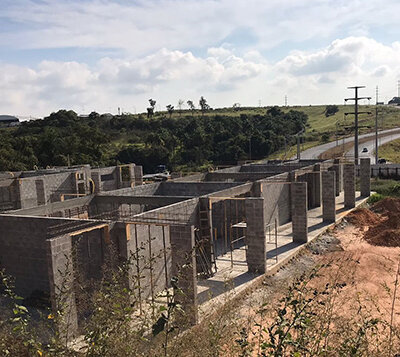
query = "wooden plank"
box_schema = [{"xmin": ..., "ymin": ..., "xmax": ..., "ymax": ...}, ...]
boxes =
[{"xmin": 69, "ymin": 223, "xmax": 109, "ymax": 237}]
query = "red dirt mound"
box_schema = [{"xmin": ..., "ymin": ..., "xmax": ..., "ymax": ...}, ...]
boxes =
[
  {"xmin": 347, "ymin": 198, "xmax": 400, "ymax": 247},
  {"xmin": 371, "ymin": 197, "xmax": 400, "ymax": 215},
  {"xmin": 346, "ymin": 208, "xmax": 381, "ymax": 229}
]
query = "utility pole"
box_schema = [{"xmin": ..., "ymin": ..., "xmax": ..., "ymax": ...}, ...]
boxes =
[
  {"xmin": 375, "ymin": 86, "xmax": 379, "ymax": 164},
  {"xmin": 345, "ymin": 86, "xmax": 371, "ymax": 164},
  {"xmin": 285, "ymin": 95, "xmax": 288, "ymax": 107},
  {"xmin": 397, "ymin": 80, "xmax": 400, "ymax": 97}
]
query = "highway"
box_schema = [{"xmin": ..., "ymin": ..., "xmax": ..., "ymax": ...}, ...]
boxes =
[
  {"xmin": 346, "ymin": 131, "xmax": 400, "ymax": 162},
  {"xmin": 300, "ymin": 127, "xmax": 400, "ymax": 160}
]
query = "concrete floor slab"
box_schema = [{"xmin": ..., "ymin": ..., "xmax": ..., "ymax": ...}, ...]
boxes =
[{"xmin": 198, "ymin": 191, "xmax": 369, "ymax": 318}]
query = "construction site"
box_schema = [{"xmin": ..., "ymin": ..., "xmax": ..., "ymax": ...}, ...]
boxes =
[{"xmin": 0, "ymin": 157, "xmax": 375, "ymax": 337}]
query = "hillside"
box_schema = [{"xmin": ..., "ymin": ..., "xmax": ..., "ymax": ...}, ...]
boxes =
[
  {"xmin": 1, "ymin": 105, "xmax": 399, "ymax": 173},
  {"xmin": 379, "ymin": 138, "xmax": 400, "ymax": 163},
  {"xmin": 0, "ymin": 107, "xmax": 307, "ymax": 173}
]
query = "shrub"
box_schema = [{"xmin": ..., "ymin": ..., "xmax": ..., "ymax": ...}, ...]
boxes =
[{"xmin": 367, "ymin": 193, "xmax": 385, "ymax": 204}]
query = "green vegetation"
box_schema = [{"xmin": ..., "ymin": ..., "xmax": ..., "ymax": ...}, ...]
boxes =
[
  {"xmin": 324, "ymin": 104, "xmax": 339, "ymax": 117},
  {"xmin": 0, "ymin": 107, "xmax": 307, "ymax": 173},
  {"xmin": 367, "ymin": 179, "xmax": 400, "ymax": 203},
  {"xmin": 1, "ymin": 104, "xmax": 399, "ymax": 172},
  {"xmin": 378, "ymin": 138, "xmax": 400, "ymax": 163},
  {"xmin": 272, "ymin": 104, "xmax": 400, "ymax": 159}
]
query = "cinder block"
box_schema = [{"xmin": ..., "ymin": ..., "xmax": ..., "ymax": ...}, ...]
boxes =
[
  {"xmin": 343, "ymin": 164, "xmax": 356, "ymax": 208},
  {"xmin": 170, "ymin": 224, "xmax": 198, "ymax": 325},
  {"xmin": 291, "ymin": 182, "xmax": 308, "ymax": 243},
  {"xmin": 321, "ymin": 171, "xmax": 336, "ymax": 223},
  {"xmin": 245, "ymin": 198, "xmax": 266, "ymax": 273},
  {"xmin": 360, "ymin": 158, "xmax": 371, "ymax": 197}
]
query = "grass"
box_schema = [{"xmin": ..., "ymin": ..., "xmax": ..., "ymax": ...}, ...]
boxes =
[
  {"xmin": 378, "ymin": 138, "xmax": 400, "ymax": 163},
  {"xmin": 367, "ymin": 178, "xmax": 400, "ymax": 203},
  {"xmin": 267, "ymin": 105, "xmax": 400, "ymax": 160}
]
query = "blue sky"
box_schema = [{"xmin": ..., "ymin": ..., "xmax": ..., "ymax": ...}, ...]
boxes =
[{"xmin": 1, "ymin": 0, "xmax": 400, "ymax": 116}]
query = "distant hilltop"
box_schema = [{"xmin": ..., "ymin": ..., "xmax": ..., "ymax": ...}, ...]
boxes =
[{"xmin": 0, "ymin": 115, "xmax": 20, "ymax": 126}]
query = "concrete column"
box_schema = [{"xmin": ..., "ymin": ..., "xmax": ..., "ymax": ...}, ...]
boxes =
[
  {"xmin": 245, "ymin": 198, "xmax": 266, "ymax": 274},
  {"xmin": 329, "ymin": 160, "xmax": 342, "ymax": 196},
  {"xmin": 343, "ymin": 163, "xmax": 356, "ymax": 208},
  {"xmin": 91, "ymin": 171, "xmax": 101, "ymax": 193},
  {"xmin": 360, "ymin": 158, "xmax": 371, "ymax": 197},
  {"xmin": 334, "ymin": 159, "xmax": 343, "ymax": 193},
  {"xmin": 321, "ymin": 171, "xmax": 336, "ymax": 223},
  {"xmin": 133, "ymin": 165, "xmax": 143, "ymax": 186},
  {"xmin": 170, "ymin": 224, "xmax": 198, "ymax": 325},
  {"xmin": 291, "ymin": 182, "xmax": 308, "ymax": 243},
  {"xmin": 313, "ymin": 164, "xmax": 322, "ymax": 207}
]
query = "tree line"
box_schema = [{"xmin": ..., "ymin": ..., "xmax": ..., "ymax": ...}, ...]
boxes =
[{"xmin": 0, "ymin": 106, "xmax": 308, "ymax": 173}]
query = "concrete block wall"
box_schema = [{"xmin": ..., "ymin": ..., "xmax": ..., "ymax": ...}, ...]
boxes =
[
  {"xmin": 321, "ymin": 171, "xmax": 336, "ymax": 223},
  {"xmin": 260, "ymin": 182, "xmax": 291, "ymax": 226},
  {"xmin": 103, "ymin": 183, "xmax": 161, "ymax": 197},
  {"xmin": 208, "ymin": 183, "xmax": 252, "ymax": 242},
  {"xmin": 0, "ymin": 215, "xmax": 51, "ymax": 296},
  {"xmin": 245, "ymin": 198, "xmax": 266, "ymax": 273},
  {"xmin": 133, "ymin": 165, "xmax": 143, "ymax": 186},
  {"xmin": 0, "ymin": 179, "xmax": 19, "ymax": 211},
  {"xmin": 204, "ymin": 172, "xmax": 275, "ymax": 182},
  {"xmin": 134, "ymin": 197, "xmax": 200, "ymax": 226},
  {"xmin": 328, "ymin": 163, "xmax": 342, "ymax": 196},
  {"xmin": 0, "ymin": 215, "xmax": 110, "ymax": 297},
  {"xmin": 343, "ymin": 164, "xmax": 356, "ymax": 208},
  {"xmin": 211, "ymin": 198, "xmax": 246, "ymax": 255},
  {"xmin": 296, "ymin": 172, "xmax": 321, "ymax": 209},
  {"xmin": 360, "ymin": 158, "xmax": 371, "ymax": 197},
  {"xmin": 46, "ymin": 235, "xmax": 79, "ymax": 337},
  {"xmin": 157, "ymin": 182, "xmax": 241, "ymax": 197},
  {"xmin": 170, "ymin": 225, "xmax": 198, "ymax": 325},
  {"xmin": 0, "ymin": 165, "xmax": 144, "ymax": 213},
  {"xmin": 47, "ymin": 226, "xmax": 113, "ymax": 335},
  {"xmin": 18, "ymin": 178, "xmax": 38, "ymax": 209},
  {"xmin": 10, "ymin": 195, "xmax": 94, "ymax": 218},
  {"xmin": 240, "ymin": 163, "xmax": 304, "ymax": 173},
  {"xmin": 291, "ymin": 182, "xmax": 308, "ymax": 243},
  {"xmin": 92, "ymin": 166, "xmax": 118, "ymax": 192},
  {"xmin": 126, "ymin": 223, "xmax": 171, "ymax": 300}
]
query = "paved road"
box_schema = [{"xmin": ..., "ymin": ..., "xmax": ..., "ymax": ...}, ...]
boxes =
[
  {"xmin": 300, "ymin": 127, "xmax": 400, "ymax": 159},
  {"xmin": 346, "ymin": 132, "xmax": 400, "ymax": 161}
]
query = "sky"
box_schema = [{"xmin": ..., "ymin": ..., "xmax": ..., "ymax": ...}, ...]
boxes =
[{"xmin": 1, "ymin": 0, "xmax": 400, "ymax": 117}]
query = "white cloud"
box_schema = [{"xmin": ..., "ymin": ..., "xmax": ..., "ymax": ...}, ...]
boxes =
[
  {"xmin": 1, "ymin": 0, "xmax": 400, "ymax": 115},
  {"xmin": 0, "ymin": 47, "xmax": 269, "ymax": 115},
  {"xmin": 2, "ymin": 0, "xmax": 400, "ymax": 57}
]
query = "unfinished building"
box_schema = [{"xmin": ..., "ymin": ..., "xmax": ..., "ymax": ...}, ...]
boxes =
[
  {"xmin": 0, "ymin": 163, "xmax": 143, "ymax": 211},
  {"xmin": 0, "ymin": 158, "xmax": 372, "ymax": 336}
]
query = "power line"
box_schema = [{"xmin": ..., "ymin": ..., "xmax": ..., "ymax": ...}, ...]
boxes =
[
  {"xmin": 345, "ymin": 86, "xmax": 371, "ymax": 164},
  {"xmin": 284, "ymin": 95, "xmax": 288, "ymax": 107},
  {"xmin": 398, "ymin": 80, "xmax": 400, "ymax": 97}
]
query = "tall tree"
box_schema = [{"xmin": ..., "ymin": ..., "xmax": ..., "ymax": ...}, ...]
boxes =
[
  {"xmin": 177, "ymin": 99, "xmax": 184, "ymax": 116},
  {"xmin": 199, "ymin": 96, "xmax": 210, "ymax": 118},
  {"xmin": 187, "ymin": 100, "xmax": 196, "ymax": 116},
  {"xmin": 166, "ymin": 104, "xmax": 174, "ymax": 118},
  {"xmin": 147, "ymin": 98, "xmax": 156, "ymax": 119}
]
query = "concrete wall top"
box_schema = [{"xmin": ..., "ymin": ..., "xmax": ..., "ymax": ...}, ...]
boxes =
[
  {"xmin": 8, "ymin": 195, "xmax": 94, "ymax": 216},
  {"xmin": 133, "ymin": 197, "xmax": 199, "ymax": 226}
]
